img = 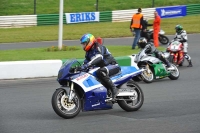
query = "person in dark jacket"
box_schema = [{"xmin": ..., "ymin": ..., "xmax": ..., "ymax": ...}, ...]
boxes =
[
  {"xmin": 141, "ymin": 19, "xmax": 153, "ymax": 42},
  {"xmin": 80, "ymin": 33, "xmax": 121, "ymax": 100}
]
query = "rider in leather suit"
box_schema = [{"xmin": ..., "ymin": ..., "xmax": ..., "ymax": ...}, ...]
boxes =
[
  {"xmin": 138, "ymin": 37, "xmax": 174, "ymax": 70},
  {"xmin": 80, "ymin": 33, "xmax": 121, "ymax": 100},
  {"xmin": 170, "ymin": 25, "xmax": 193, "ymax": 67}
]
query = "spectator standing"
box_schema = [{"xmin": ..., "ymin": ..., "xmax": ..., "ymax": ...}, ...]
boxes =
[
  {"xmin": 153, "ymin": 11, "xmax": 161, "ymax": 47},
  {"xmin": 141, "ymin": 19, "xmax": 153, "ymax": 42},
  {"xmin": 130, "ymin": 8, "xmax": 144, "ymax": 49}
]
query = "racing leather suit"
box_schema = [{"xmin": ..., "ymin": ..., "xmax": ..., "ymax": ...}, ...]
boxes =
[
  {"xmin": 173, "ymin": 30, "xmax": 192, "ymax": 66},
  {"xmin": 144, "ymin": 42, "xmax": 171, "ymax": 67},
  {"xmin": 83, "ymin": 42, "xmax": 121, "ymax": 99},
  {"xmin": 153, "ymin": 15, "xmax": 161, "ymax": 47}
]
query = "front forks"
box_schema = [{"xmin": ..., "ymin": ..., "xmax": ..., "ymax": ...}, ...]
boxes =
[{"xmin": 68, "ymin": 82, "xmax": 75, "ymax": 103}]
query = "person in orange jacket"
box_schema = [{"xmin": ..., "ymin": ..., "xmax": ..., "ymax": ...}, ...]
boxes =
[
  {"xmin": 153, "ymin": 11, "xmax": 161, "ymax": 47},
  {"xmin": 130, "ymin": 8, "xmax": 144, "ymax": 49}
]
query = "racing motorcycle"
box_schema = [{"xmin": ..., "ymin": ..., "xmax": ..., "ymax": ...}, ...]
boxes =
[
  {"xmin": 132, "ymin": 48, "xmax": 180, "ymax": 83},
  {"xmin": 147, "ymin": 29, "xmax": 169, "ymax": 45},
  {"xmin": 165, "ymin": 40, "xmax": 184, "ymax": 66},
  {"xmin": 51, "ymin": 59, "xmax": 144, "ymax": 119}
]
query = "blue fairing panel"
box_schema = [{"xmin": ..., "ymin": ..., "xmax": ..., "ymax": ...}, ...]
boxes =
[
  {"xmin": 111, "ymin": 66, "xmax": 140, "ymax": 80},
  {"xmin": 82, "ymin": 76, "xmax": 101, "ymax": 87},
  {"xmin": 83, "ymin": 87, "xmax": 112, "ymax": 111},
  {"xmin": 120, "ymin": 66, "xmax": 139, "ymax": 75}
]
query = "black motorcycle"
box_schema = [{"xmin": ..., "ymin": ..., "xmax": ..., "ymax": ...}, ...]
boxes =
[{"xmin": 147, "ymin": 29, "xmax": 169, "ymax": 45}]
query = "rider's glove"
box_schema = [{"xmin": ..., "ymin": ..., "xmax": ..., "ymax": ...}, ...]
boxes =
[{"xmin": 81, "ymin": 63, "xmax": 89, "ymax": 70}]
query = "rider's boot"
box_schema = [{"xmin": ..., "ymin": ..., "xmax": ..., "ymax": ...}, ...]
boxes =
[
  {"xmin": 184, "ymin": 53, "xmax": 193, "ymax": 67},
  {"xmin": 105, "ymin": 78, "xmax": 119, "ymax": 101},
  {"xmin": 159, "ymin": 54, "xmax": 174, "ymax": 70},
  {"xmin": 164, "ymin": 58, "xmax": 174, "ymax": 70},
  {"xmin": 187, "ymin": 60, "xmax": 193, "ymax": 67}
]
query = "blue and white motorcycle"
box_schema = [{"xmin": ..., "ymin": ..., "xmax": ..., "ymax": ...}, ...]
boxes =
[{"xmin": 51, "ymin": 59, "xmax": 144, "ymax": 119}]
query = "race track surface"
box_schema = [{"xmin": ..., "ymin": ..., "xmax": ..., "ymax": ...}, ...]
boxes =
[{"xmin": 0, "ymin": 34, "xmax": 200, "ymax": 133}]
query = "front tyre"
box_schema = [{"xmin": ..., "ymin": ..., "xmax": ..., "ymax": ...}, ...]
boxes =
[
  {"xmin": 51, "ymin": 88, "xmax": 81, "ymax": 119},
  {"xmin": 159, "ymin": 35, "xmax": 169, "ymax": 45},
  {"xmin": 168, "ymin": 55, "xmax": 174, "ymax": 63},
  {"xmin": 140, "ymin": 65, "xmax": 154, "ymax": 83},
  {"xmin": 117, "ymin": 81, "xmax": 144, "ymax": 112},
  {"xmin": 168, "ymin": 64, "xmax": 180, "ymax": 80}
]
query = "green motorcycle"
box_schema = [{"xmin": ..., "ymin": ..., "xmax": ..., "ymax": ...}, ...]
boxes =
[{"xmin": 132, "ymin": 49, "xmax": 180, "ymax": 83}]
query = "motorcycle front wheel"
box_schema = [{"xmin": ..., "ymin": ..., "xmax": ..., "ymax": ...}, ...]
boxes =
[
  {"xmin": 141, "ymin": 65, "xmax": 154, "ymax": 83},
  {"xmin": 51, "ymin": 88, "xmax": 81, "ymax": 119},
  {"xmin": 159, "ymin": 35, "xmax": 169, "ymax": 45},
  {"xmin": 168, "ymin": 55, "xmax": 174, "ymax": 64},
  {"xmin": 117, "ymin": 81, "xmax": 144, "ymax": 112}
]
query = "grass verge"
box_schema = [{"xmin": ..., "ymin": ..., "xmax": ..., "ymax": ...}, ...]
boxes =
[{"xmin": 0, "ymin": 46, "xmax": 166, "ymax": 62}]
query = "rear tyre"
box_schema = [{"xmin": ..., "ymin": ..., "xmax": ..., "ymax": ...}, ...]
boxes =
[
  {"xmin": 117, "ymin": 81, "xmax": 144, "ymax": 112},
  {"xmin": 168, "ymin": 64, "xmax": 180, "ymax": 80},
  {"xmin": 159, "ymin": 35, "xmax": 169, "ymax": 45}
]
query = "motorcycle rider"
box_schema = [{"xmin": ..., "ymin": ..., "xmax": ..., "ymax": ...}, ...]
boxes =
[
  {"xmin": 80, "ymin": 33, "xmax": 121, "ymax": 100},
  {"xmin": 138, "ymin": 37, "xmax": 174, "ymax": 70},
  {"xmin": 169, "ymin": 25, "xmax": 193, "ymax": 67}
]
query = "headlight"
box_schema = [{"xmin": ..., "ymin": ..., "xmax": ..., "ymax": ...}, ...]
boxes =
[{"xmin": 58, "ymin": 70, "xmax": 63, "ymax": 79}]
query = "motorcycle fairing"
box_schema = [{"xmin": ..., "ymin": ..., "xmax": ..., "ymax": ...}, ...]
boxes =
[
  {"xmin": 140, "ymin": 56, "xmax": 161, "ymax": 64},
  {"xmin": 70, "ymin": 73, "xmax": 112, "ymax": 111},
  {"xmin": 152, "ymin": 63, "xmax": 170, "ymax": 77},
  {"xmin": 83, "ymin": 86, "xmax": 113, "ymax": 111},
  {"xmin": 168, "ymin": 41, "xmax": 183, "ymax": 52}
]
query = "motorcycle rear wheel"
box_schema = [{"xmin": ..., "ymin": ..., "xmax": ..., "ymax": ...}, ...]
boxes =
[
  {"xmin": 51, "ymin": 88, "xmax": 81, "ymax": 119},
  {"xmin": 117, "ymin": 81, "xmax": 144, "ymax": 112},
  {"xmin": 159, "ymin": 35, "xmax": 169, "ymax": 45},
  {"xmin": 168, "ymin": 64, "xmax": 180, "ymax": 80}
]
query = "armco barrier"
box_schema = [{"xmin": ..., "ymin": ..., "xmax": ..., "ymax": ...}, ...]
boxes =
[
  {"xmin": 0, "ymin": 56, "xmax": 139, "ymax": 80},
  {"xmin": 0, "ymin": 60, "xmax": 62, "ymax": 79},
  {"xmin": 112, "ymin": 8, "xmax": 155, "ymax": 22},
  {"xmin": 187, "ymin": 4, "xmax": 200, "ymax": 15},
  {"xmin": 37, "ymin": 14, "xmax": 66, "ymax": 26},
  {"xmin": 1, "ymin": 4, "xmax": 200, "ymax": 27},
  {"xmin": 0, "ymin": 15, "xmax": 37, "ymax": 28},
  {"xmin": 100, "ymin": 11, "xmax": 112, "ymax": 22}
]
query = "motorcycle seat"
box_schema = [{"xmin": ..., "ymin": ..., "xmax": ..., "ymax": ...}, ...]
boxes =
[{"xmin": 109, "ymin": 70, "xmax": 122, "ymax": 78}]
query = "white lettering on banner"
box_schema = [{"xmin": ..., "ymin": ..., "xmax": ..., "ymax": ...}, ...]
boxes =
[
  {"xmin": 66, "ymin": 12, "xmax": 99, "ymax": 24},
  {"xmin": 161, "ymin": 9, "xmax": 182, "ymax": 17}
]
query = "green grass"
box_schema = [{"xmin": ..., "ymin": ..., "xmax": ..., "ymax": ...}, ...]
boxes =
[
  {"xmin": 0, "ymin": 15, "xmax": 199, "ymax": 43},
  {"xmin": 0, "ymin": 46, "xmax": 166, "ymax": 62},
  {"xmin": 0, "ymin": 1, "xmax": 199, "ymax": 62},
  {"xmin": 0, "ymin": 0, "xmax": 199, "ymax": 15}
]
